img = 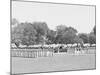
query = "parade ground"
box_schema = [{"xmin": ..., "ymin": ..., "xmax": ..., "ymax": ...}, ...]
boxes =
[{"xmin": 11, "ymin": 52, "xmax": 96, "ymax": 74}]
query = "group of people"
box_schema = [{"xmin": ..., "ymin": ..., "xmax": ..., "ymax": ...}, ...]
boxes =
[{"xmin": 12, "ymin": 43, "xmax": 92, "ymax": 55}]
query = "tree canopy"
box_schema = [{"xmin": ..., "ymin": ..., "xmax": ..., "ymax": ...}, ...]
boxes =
[{"xmin": 11, "ymin": 18, "xmax": 96, "ymax": 47}]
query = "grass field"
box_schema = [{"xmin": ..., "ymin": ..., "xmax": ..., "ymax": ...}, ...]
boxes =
[{"xmin": 11, "ymin": 53, "xmax": 96, "ymax": 74}]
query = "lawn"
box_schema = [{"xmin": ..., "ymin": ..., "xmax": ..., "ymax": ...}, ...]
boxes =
[{"xmin": 11, "ymin": 53, "xmax": 96, "ymax": 74}]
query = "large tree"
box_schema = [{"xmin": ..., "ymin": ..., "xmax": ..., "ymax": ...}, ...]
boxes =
[
  {"xmin": 73, "ymin": 36, "xmax": 83, "ymax": 44},
  {"xmin": 89, "ymin": 33, "xmax": 96, "ymax": 44},
  {"xmin": 11, "ymin": 23, "xmax": 23, "ymax": 47},
  {"xmin": 55, "ymin": 25, "xmax": 78, "ymax": 44},
  {"xmin": 32, "ymin": 22, "xmax": 49, "ymax": 44},
  {"xmin": 11, "ymin": 22, "xmax": 37, "ymax": 47},
  {"xmin": 21, "ymin": 22, "xmax": 37, "ymax": 46},
  {"xmin": 78, "ymin": 33, "xmax": 89, "ymax": 43},
  {"xmin": 61, "ymin": 30, "xmax": 77, "ymax": 44},
  {"xmin": 46, "ymin": 30, "xmax": 56, "ymax": 44},
  {"xmin": 93, "ymin": 25, "xmax": 96, "ymax": 35}
]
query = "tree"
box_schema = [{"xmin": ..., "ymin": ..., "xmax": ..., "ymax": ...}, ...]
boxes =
[
  {"xmin": 11, "ymin": 21, "xmax": 50, "ymax": 46},
  {"xmin": 78, "ymin": 33, "xmax": 89, "ymax": 43},
  {"xmin": 56, "ymin": 25, "xmax": 67, "ymax": 35},
  {"xmin": 11, "ymin": 22, "xmax": 37, "ymax": 47},
  {"xmin": 89, "ymin": 33, "xmax": 96, "ymax": 44},
  {"xmin": 46, "ymin": 30, "xmax": 56, "ymax": 44},
  {"xmin": 93, "ymin": 25, "xmax": 96, "ymax": 35},
  {"xmin": 11, "ymin": 18, "xmax": 19, "ymax": 26},
  {"xmin": 55, "ymin": 25, "xmax": 78, "ymax": 44},
  {"xmin": 73, "ymin": 36, "xmax": 83, "ymax": 44},
  {"xmin": 32, "ymin": 22, "xmax": 49, "ymax": 44},
  {"xmin": 11, "ymin": 22, "xmax": 23, "ymax": 47},
  {"xmin": 21, "ymin": 22, "xmax": 37, "ymax": 46},
  {"xmin": 61, "ymin": 30, "xmax": 77, "ymax": 44},
  {"xmin": 68, "ymin": 27, "xmax": 77, "ymax": 34},
  {"xmin": 55, "ymin": 25, "xmax": 66, "ymax": 44}
]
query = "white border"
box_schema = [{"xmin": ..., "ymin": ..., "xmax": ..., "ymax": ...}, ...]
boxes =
[{"xmin": 0, "ymin": 0, "xmax": 100, "ymax": 75}]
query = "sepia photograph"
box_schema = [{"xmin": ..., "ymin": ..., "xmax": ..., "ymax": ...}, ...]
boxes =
[{"xmin": 11, "ymin": 0, "xmax": 96, "ymax": 74}]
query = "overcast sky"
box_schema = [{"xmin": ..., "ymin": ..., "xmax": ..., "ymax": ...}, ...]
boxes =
[{"xmin": 12, "ymin": 1, "xmax": 95, "ymax": 33}]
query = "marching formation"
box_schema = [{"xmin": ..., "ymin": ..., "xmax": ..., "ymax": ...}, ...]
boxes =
[{"xmin": 11, "ymin": 43, "xmax": 96, "ymax": 58}]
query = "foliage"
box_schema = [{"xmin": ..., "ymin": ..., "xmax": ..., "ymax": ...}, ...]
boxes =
[
  {"xmin": 93, "ymin": 26, "xmax": 96, "ymax": 35},
  {"xmin": 78, "ymin": 33, "xmax": 89, "ymax": 43},
  {"xmin": 55, "ymin": 25, "xmax": 78, "ymax": 44},
  {"xmin": 11, "ymin": 18, "xmax": 96, "ymax": 47},
  {"xmin": 11, "ymin": 18, "xmax": 19, "ymax": 26},
  {"xmin": 46, "ymin": 30, "xmax": 56, "ymax": 44},
  {"xmin": 32, "ymin": 22, "xmax": 49, "ymax": 44},
  {"xmin": 89, "ymin": 33, "xmax": 96, "ymax": 44}
]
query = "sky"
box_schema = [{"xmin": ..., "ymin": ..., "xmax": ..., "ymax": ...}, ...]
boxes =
[{"xmin": 12, "ymin": 1, "xmax": 95, "ymax": 33}]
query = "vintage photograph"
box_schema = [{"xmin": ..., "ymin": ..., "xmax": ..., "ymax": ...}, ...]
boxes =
[{"xmin": 11, "ymin": 0, "xmax": 96, "ymax": 74}]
